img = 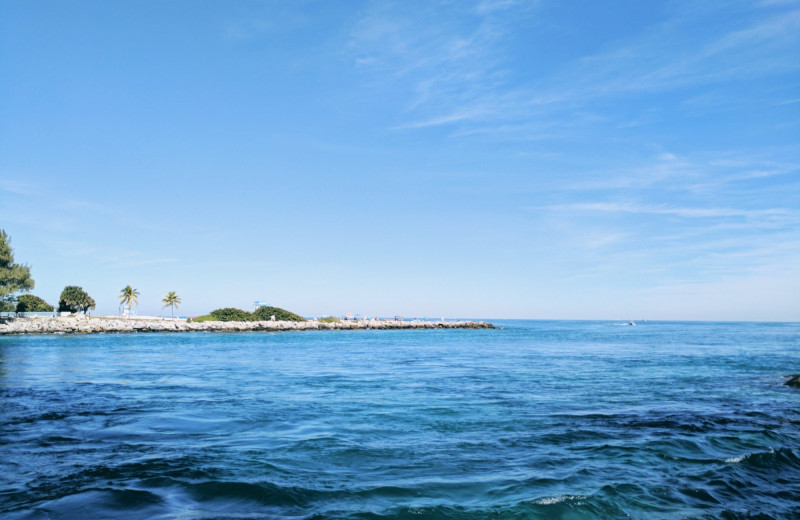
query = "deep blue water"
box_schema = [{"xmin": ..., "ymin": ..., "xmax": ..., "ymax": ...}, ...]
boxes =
[{"xmin": 1, "ymin": 320, "xmax": 798, "ymax": 519}]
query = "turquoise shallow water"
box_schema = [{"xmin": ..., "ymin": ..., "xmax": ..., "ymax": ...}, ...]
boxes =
[{"xmin": 1, "ymin": 320, "xmax": 798, "ymax": 519}]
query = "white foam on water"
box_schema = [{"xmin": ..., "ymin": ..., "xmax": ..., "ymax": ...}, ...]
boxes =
[
  {"xmin": 532, "ymin": 494, "xmax": 585, "ymax": 505},
  {"xmin": 725, "ymin": 448, "xmax": 774, "ymax": 463}
]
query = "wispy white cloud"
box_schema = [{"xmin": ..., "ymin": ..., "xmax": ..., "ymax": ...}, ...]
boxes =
[
  {"xmin": 563, "ymin": 149, "xmax": 800, "ymax": 194},
  {"xmin": 0, "ymin": 177, "xmax": 42, "ymax": 197},
  {"xmin": 636, "ymin": 273, "xmax": 800, "ymax": 321},
  {"xmin": 348, "ymin": 2, "xmax": 800, "ymax": 137},
  {"xmin": 583, "ymin": 232, "xmax": 626, "ymax": 250},
  {"xmin": 41, "ymin": 238, "xmax": 178, "ymax": 267},
  {"xmin": 548, "ymin": 202, "xmax": 793, "ymax": 220},
  {"xmin": 529, "ymin": 142, "xmax": 799, "ymax": 291},
  {"xmin": 348, "ymin": 1, "xmax": 522, "ymax": 127},
  {"xmin": 544, "ymin": 9, "xmax": 800, "ymax": 101},
  {"xmin": 536, "ymin": 211, "xmax": 800, "ymax": 298},
  {"xmin": 393, "ymin": 107, "xmax": 490, "ymax": 129},
  {"xmin": 0, "ymin": 174, "xmax": 173, "ymax": 268}
]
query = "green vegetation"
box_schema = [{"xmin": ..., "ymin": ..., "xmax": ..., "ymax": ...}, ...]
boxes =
[
  {"xmin": 162, "ymin": 291, "xmax": 181, "ymax": 318},
  {"xmin": 253, "ymin": 306, "xmax": 305, "ymax": 322},
  {"xmin": 191, "ymin": 306, "xmax": 306, "ymax": 322},
  {"xmin": 318, "ymin": 316, "xmax": 340, "ymax": 323},
  {"xmin": 190, "ymin": 308, "xmax": 251, "ymax": 322},
  {"xmin": 209, "ymin": 307, "xmax": 254, "ymax": 321},
  {"xmin": 119, "ymin": 285, "xmax": 139, "ymax": 312},
  {"xmin": 58, "ymin": 286, "xmax": 96, "ymax": 314},
  {"xmin": 189, "ymin": 314, "xmax": 216, "ymax": 323},
  {"xmin": 0, "ymin": 230, "xmax": 34, "ymax": 311},
  {"xmin": 16, "ymin": 294, "xmax": 54, "ymax": 313}
]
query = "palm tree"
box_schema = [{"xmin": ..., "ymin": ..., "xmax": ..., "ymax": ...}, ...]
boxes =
[
  {"xmin": 119, "ymin": 285, "xmax": 139, "ymax": 316},
  {"xmin": 162, "ymin": 291, "xmax": 181, "ymax": 318}
]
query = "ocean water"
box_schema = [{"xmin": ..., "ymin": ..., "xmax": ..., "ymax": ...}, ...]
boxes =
[{"xmin": 1, "ymin": 320, "xmax": 798, "ymax": 519}]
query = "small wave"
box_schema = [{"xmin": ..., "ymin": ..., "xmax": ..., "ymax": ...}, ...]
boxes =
[
  {"xmin": 719, "ymin": 447, "xmax": 800, "ymax": 469},
  {"xmin": 1, "ymin": 488, "xmax": 165, "ymax": 519},
  {"xmin": 738, "ymin": 447, "xmax": 800, "ymax": 470},
  {"xmin": 724, "ymin": 455, "xmax": 747, "ymax": 463},
  {"xmin": 530, "ymin": 494, "xmax": 585, "ymax": 505},
  {"xmin": 185, "ymin": 480, "xmax": 319, "ymax": 507}
]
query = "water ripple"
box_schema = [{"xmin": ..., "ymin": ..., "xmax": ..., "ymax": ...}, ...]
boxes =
[{"xmin": 1, "ymin": 320, "xmax": 798, "ymax": 519}]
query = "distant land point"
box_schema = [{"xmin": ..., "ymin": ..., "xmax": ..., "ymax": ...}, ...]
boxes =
[{"xmin": 0, "ymin": 315, "xmax": 495, "ymax": 335}]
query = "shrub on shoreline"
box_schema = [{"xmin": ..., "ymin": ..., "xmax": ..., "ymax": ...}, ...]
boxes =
[
  {"xmin": 16, "ymin": 294, "xmax": 54, "ymax": 313},
  {"xmin": 253, "ymin": 306, "xmax": 305, "ymax": 322},
  {"xmin": 190, "ymin": 306, "xmax": 306, "ymax": 322},
  {"xmin": 210, "ymin": 307, "xmax": 255, "ymax": 322}
]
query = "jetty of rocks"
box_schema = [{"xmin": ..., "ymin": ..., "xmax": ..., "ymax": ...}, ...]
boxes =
[{"xmin": 0, "ymin": 315, "xmax": 495, "ymax": 335}]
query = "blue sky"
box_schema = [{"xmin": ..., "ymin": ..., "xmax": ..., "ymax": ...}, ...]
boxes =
[{"xmin": 1, "ymin": 0, "xmax": 798, "ymax": 320}]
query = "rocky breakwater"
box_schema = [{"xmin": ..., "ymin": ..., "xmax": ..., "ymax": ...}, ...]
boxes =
[{"xmin": 0, "ymin": 315, "xmax": 495, "ymax": 335}]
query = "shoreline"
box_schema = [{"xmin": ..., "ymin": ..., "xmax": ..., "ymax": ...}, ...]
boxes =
[{"xmin": 0, "ymin": 315, "xmax": 495, "ymax": 335}]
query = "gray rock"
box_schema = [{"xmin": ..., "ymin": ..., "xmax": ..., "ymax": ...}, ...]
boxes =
[{"xmin": 784, "ymin": 375, "xmax": 800, "ymax": 388}]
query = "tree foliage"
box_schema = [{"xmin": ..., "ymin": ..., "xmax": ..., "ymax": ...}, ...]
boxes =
[
  {"xmin": 162, "ymin": 291, "xmax": 181, "ymax": 318},
  {"xmin": 58, "ymin": 286, "xmax": 96, "ymax": 314},
  {"xmin": 0, "ymin": 230, "xmax": 34, "ymax": 308},
  {"xmin": 119, "ymin": 285, "xmax": 139, "ymax": 309},
  {"xmin": 16, "ymin": 294, "xmax": 54, "ymax": 313},
  {"xmin": 192, "ymin": 306, "xmax": 306, "ymax": 322},
  {"xmin": 209, "ymin": 307, "xmax": 255, "ymax": 321},
  {"xmin": 253, "ymin": 305, "xmax": 305, "ymax": 322}
]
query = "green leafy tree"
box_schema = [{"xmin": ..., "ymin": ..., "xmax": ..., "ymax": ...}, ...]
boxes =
[
  {"xmin": 58, "ymin": 286, "xmax": 96, "ymax": 314},
  {"xmin": 16, "ymin": 294, "xmax": 54, "ymax": 313},
  {"xmin": 119, "ymin": 285, "xmax": 139, "ymax": 314},
  {"xmin": 161, "ymin": 291, "xmax": 181, "ymax": 318},
  {"xmin": 190, "ymin": 306, "xmax": 307, "ymax": 323},
  {"xmin": 0, "ymin": 230, "xmax": 34, "ymax": 310},
  {"xmin": 208, "ymin": 307, "xmax": 255, "ymax": 321},
  {"xmin": 253, "ymin": 305, "xmax": 306, "ymax": 322}
]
